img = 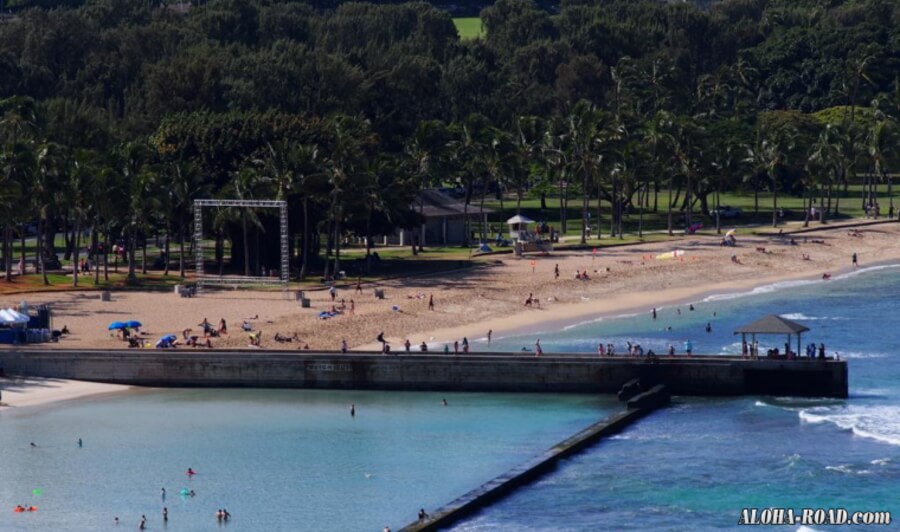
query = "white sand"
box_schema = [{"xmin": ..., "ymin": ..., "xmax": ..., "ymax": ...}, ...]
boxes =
[
  {"xmin": 0, "ymin": 377, "xmax": 130, "ymax": 408},
  {"xmin": 2, "ymin": 222, "xmax": 898, "ymax": 353}
]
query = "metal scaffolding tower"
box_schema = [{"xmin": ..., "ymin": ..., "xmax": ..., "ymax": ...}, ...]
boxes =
[{"xmin": 193, "ymin": 199, "xmax": 289, "ymax": 292}]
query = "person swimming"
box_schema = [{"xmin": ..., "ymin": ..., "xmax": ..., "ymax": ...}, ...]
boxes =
[
  {"xmin": 186, "ymin": 467, "xmax": 196, "ymax": 476},
  {"xmin": 162, "ymin": 507, "xmax": 168, "ymax": 522},
  {"xmin": 30, "ymin": 442, "xmax": 36, "ymax": 448},
  {"xmin": 78, "ymin": 438, "xmax": 82, "ymax": 448},
  {"xmin": 161, "ymin": 488, "xmax": 166, "ymax": 500},
  {"xmin": 441, "ymin": 398, "xmax": 448, "ymax": 406},
  {"xmin": 350, "ymin": 404, "xmax": 356, "ymax": 417}
]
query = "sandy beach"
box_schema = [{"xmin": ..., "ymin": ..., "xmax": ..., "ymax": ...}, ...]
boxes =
[
  {"xmin": 2, "ymin": 222, "xmax": 898, "ymax": 353},
  {"xmin": 0, "ymin": 377, "xmax": 131, "ymax": 408}
]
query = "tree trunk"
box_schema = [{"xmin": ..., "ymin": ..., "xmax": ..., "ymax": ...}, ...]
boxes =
[
  {"xmin": 666, "ymin": 178, "xmax": 674, "ymax": 236},
  {"xmin": 104, "ymin": 230, "xmax": 110, "ymax": 281},
  {"xmin": 540, "ymin": 192, "xmax": 547, "ymax": 211},
  {"xmin": 580, "ymin": 171, "xmax": 589, "ymax": 244},
  {"xmin": 72, "ymin": 221, "xmax": 81, "ymax": 287},
  {"xmin": 241, "ymin": 211, "xmax": 249, "ymax": 276},
  {"xmin": 771, "ymin": 173, "xmax": 778, "ymax": 227},
  {"xmin": 889, "ymin": 173, "xmax": 894, "ymax": 218},
  {"xmin": 163, "ymin": 230, "xmax": 170, "ymax": 276},
  {"xmin": 141, "ymin": 236, "xmax": 147, "ymax": 275},
  {"xmin": 19, "ymin": 224, "xmax": 26, "ymax": 273},
  {"xmin": 365, "ymin": 205, "xmax": 373, "ymax": 275},
  {"xmin": 754, "ymin": 187, "xmax": 759, "ymax": 214},
  {"xmin": 92, "ymin": 226, "xmax": 100, "ymax": 284},
  {"xmin": 179, "ymin": 227, "xmax": 186, "ymax": 278},
  {"xmin": 127, "ymin": 226, "xmax": 137, "ymax": 282},
  {"xmin": 596, "ymin": 182, "xmax": 602, "ymax": 240},
  {"xmin": 715, "ymin": 188, "xmax": 721, "ymax": 234},
  {"xmin": 333, "ymin": 217, "xmax": 342, "ymax": 276},
  {"xmin": 638, "ymin": 183, "xmax": 644, "ymax": 238},
  {"xmin": 300, "ymin": 196, "xmax": 309, "ymax": 280},
  {"xmin": 39, "ymin": 218, "xmax": 48, "ymax": 285}
]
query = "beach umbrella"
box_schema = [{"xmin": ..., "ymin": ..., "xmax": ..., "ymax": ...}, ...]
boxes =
[
  {"xmin": 161, "ymin": 334, "xmax": 177, "ymax": 342},
  {"xmin": 108, "ymin": 321, "xmax": 126, "ymax": 330},
  {"xmin": 124, "ymin": 320, "xmax": 142, "ymax": 328}
]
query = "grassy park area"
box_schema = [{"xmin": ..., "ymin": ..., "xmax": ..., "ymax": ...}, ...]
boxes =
[{"xmin": 453, "ymin": 17, "xmax": 484, "ymax": 39}]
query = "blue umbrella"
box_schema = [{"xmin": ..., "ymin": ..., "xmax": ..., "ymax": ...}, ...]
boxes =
[
  {"xmin": 108, "ymin": 321, "xmax": 126, "ymax": 330},
  {"xmin": 125, "ymin": 320, "xmax": 142, "ymax": 328},
  {"xmin": 161, "ymin": 334, "xmax": 177, "ymax": 343}
]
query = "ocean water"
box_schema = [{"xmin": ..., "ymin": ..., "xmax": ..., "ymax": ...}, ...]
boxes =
[
  {"xmin": 0, "ymin": 389, "xmax": 618, "ymax": 531},
  {"xmin": 457, "ymin": 265, "xmax": 900, "ymax": 531}
]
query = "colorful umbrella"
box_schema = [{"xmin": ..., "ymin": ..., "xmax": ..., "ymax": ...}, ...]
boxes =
[
  {"xmin": 124, "ymin": 320, "xmax": 142, "ymax": 328},
  {"xmin": 108, "ymin": 321, "xmax": 126, "ymax": 330}
]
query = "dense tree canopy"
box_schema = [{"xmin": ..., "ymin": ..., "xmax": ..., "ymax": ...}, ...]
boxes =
[{"xmin": 2, "ymin": 0, "xmax": 900, "ymax": 282}]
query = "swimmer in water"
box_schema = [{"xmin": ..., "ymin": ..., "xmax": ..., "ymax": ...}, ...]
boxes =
[
  {"xmin": 189, "ymin": 490, "xmax": 196, "ymax": 497},
  {"xmin": 223, "ymin": 509, "xmax": 230, "ymax": 521},
  {"xmin": 187, "ymin": 467, "xmax": 196, "ymax": 476},
  {"xmin": 161, "ymin": 488, "xmax": 166, "ymax": 500},
  {"xmin": 114, "ymin": 516, "xmax": 119, "ymax": 525},
  {"xmin": 162, "ymin": 507, "xmax": 168, "ymax": 522},
  {"xmin": 442, "ymin": 398, "xmax": 448, "ymax": 406},
  {"xmin": 350, "ymin": 404, "xmax": 356, "ymax": 417},
  {"xmin": 78, "ymin": 438, "xmax": 82, "ymax": 448}
]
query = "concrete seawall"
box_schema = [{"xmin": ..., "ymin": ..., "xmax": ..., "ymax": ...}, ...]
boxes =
[
  {"xmin": 400, "ymin": 386, "xmax": 672, "ymax": 531},
  {"xmin": 0, "ymin": 349, "xmax": 848, "ymax": 398}
]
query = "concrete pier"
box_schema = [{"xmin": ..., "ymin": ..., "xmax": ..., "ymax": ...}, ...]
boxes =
[
  {"xmin": 399, "ymin": 386, "xmax": 672, "ymax": 531},
  {"xmin": 0, "ymin": 349, "xmax": 848, "ymax": 398}
]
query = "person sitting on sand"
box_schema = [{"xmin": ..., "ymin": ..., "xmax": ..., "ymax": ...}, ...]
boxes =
[
  {"xmin": 419, "ymin": 341, "xmax": 428, "ymax": 352},
  {"xmin": 822, "ymin": 273, "xmax": 832, "ymax": 280},
  {"xmin": 241, "ymin": 321, "xmax": 252, "ymax": 332}
]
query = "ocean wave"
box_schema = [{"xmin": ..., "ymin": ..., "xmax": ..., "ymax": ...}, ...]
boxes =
[
  {"xmin": 832, "ymin": 263, "xmax": 900, "ymax": 281},
  {"xmin": 871, "ymin": 458, "xmax": 891, "ymax": 466},
  {"xmin": 780, "ymin": 313, "xmax": 848, "ymax": 321},
  {"xmin": 797, "ymin": 527, "xmax": 824, "ymax": 532},
  {"xmin": 702, "ymin": 279, "xmax": 819, "ymax": 302},
  {"xmin": 799, "ymin": 405, "xmax": 900, "ymax": 447},
  {"xmin": 702, "ymin": 263, "xmax": 900, "ymax": 304},
  {"xmin": 839, "ymin": 351, "xmax": 888, "ymax": 359}
]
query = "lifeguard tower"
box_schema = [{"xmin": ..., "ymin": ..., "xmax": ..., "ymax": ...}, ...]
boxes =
[{"xmin": 507, "ymin": 215, "xmax": 553, "ymax": 256}]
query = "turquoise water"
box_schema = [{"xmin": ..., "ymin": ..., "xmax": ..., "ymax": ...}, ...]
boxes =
[
  {"xmin": 0, "ymin": 389, "xmax": 617, "ymax": 531},
  {"xmin": 458, "ymin": 265, "xmax": 900, "ymax": 530}
]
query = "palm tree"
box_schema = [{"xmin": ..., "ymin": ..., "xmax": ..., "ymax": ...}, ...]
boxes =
[
  {"xmin": 746, "ymin": 125, "xmax": 795, "ymax": 227},
  {"xmin": 0, "ymin": 97, "xmax": 38, "ymax": 281}
]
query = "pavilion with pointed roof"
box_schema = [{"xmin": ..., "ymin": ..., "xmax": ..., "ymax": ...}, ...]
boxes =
[{"xmin": 734, "ymin": 314, "xmax": 810, "ymax": 357}]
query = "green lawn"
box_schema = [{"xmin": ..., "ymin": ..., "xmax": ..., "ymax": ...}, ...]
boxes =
[{"xmin": 453, "ymin": 17, "xmax": 484, "ymax": 39}]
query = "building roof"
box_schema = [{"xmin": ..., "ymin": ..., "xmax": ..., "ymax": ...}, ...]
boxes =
[
  {"xmin": 506, "ymin": 214, "xmax": 535, "ymax": 225},
  {"xmin": 733, "ymin": 314, "xmax": 810, "ymax": 335},
  {"xmin": 414, "ymin": 189, "xmax": 493, "ymax": 218}
]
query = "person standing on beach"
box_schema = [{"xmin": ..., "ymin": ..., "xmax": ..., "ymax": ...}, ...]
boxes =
[
  {"xmin": 462, "ymin": 337, "xmax": 469, "ymax": 353},
  {"xmin": 852, "ymin": 252, "xmax": 858, "ymax": 267},
  {"xmin": 356, "ymin": 277, "xmax": 363, "ymax": 294},
  {"xmin": 487, "ymin": 330, "xmax": 492, "ymax": 344},
  {"xmin": 554, "ymin": 264, "xmax": 559, "ymax": 279},
  {"xmin": 428, "ymin": 294, "xmax": 434, "ymax": 311},
  {"xmin": 453, "ymin": 340, "xmax": 459, "ymax": 354},
  {"xmin": 341, "ymin": 339, "xmax": 348, "ymax": 353},
  {"xmin": 534, "ymin": 339, "xmax": 543, "ymax": 357},
  {"xmin": 404, "ymin": 339, "xmax": 411, "ymax": 352},
  {"xmin": 330, "ymin": 285, "xmax": 337, "ymax": 302},
  {"xmin": 684, "ymin": 340, "xmax": 693, "ymax": 356}
]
